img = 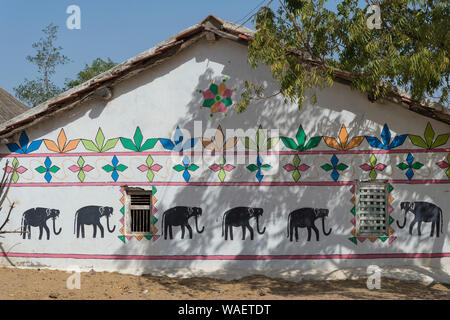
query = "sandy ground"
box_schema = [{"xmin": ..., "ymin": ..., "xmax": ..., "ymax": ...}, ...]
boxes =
[{"xmin": 0, "ymin": 267, "xmax": 448, "ymax": 300}]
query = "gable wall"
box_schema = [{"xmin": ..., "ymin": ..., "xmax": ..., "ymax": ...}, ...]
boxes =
[{"xmin": 1, "ymin": 38, "xmax": 449, "ymax": 280}]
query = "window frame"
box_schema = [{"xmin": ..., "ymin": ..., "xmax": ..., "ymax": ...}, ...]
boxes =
[
  {"xmin": 124, "ymin": 188, "xmax": 153, "ymax": 236},
  {"xmin": 355, "ymin": 180, "xmax": 389, "ymax": 237}
]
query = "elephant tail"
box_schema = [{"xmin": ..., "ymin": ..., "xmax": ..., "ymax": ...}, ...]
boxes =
[
  {"xmin": 440, "ymin": 208, "xmax": 443, "ymax": 235},
  {"xmin": 20, "ymin": 212, "xmax": 25, "ymax": 236},
  {"xmin": 222, "ymin": 212, "xmax": 227, "ymax": 237},
  {"xmin": 287, "ymin": 212, "xmax": 292, "ymax": 238},
  {"xmin": 160, "ymin": 211, "xmax": 165, "ymax": 237},
  {"xmin": 74, "ymin": 211, "xmax": 78, "ymax": 235}
]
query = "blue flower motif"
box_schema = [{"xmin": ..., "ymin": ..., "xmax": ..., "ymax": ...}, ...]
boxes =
[
  {"xmin": 397, "ymin": 153, "xmax": 424, "ymax": 180},
  {"xmin": 159, "ymin": 126, "xmax": 198, "ymax": 152},
  {"xmin": 35, "ymin": 157, "xmax": 60, "ymax": 183},
  {"xmin": 246, "ymin": 156, "xmax": 272, "ymax": 182},
  {"xmin": 173, "ymin": 156, "xmax": 199, "ymax": 182},
  {"xmin": 102, "ymin": 156, "xmax": 128, "ymax": 182},
  {"xmin": 7, "ymin": 131, "xmax": 42, "ymax": 154},
  {"xmin": 321, "ymin": 154, "xmax": 348, "ymax": 182},
  {"xmin": 366, "ymin": 124, "xmax": 407, "ymax": 150}
]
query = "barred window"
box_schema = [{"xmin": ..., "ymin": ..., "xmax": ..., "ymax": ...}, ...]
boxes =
[
  {"xmin": 125, "ymin": 188, "xmax": 153, "ymax": 235},
  {"xmin": 355, "ymin": 180, "xmax": 389, "ymax": 237}
]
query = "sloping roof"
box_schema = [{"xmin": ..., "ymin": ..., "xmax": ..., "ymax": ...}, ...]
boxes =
[
  {"xmin": 0, "ymin": 88, "xmax": 29, "ymax": 123},
  {"xmin": 0, "ymin": 15, "xmax": 448, "ymax": 140}
]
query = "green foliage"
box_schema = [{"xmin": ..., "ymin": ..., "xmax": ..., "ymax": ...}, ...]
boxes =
[
  {"xmin": 14, "ymin": 24, "xmax": 70, "ymax": 107},
  {"xmin": 65, "ymin": 58, "xmax": 117, "ymax": 89},
  {"xmin": 242, "ymin": 0, "xmax": 449, "ymax": 111}
]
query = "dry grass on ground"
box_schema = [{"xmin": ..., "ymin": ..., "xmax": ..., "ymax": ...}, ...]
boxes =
[{"xmin": 0, "ymin": 267, "xmax": 448, "ymax": 300}]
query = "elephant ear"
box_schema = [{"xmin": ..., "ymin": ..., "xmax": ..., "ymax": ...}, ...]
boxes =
[
  {"xmin": 99, "ymin": 206, "xmax": 104, "ymax": 215},
  {"xmin": 188, "ymin": 207, "xmax": 193, "ymax": 215},
  {"xmin": 410, "ymin": 202, "xmax": 415, "ymax": 211},
  {"xmin": 249, "ymin": 208, "xmax": 254, "ymax": 215},
  {"xmin": 46, "ymin": 208, "xmax": 50, "ymax": 215}
]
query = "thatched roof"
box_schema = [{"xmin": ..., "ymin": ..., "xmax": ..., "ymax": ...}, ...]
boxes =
[
  {"xmin": 0, "ymin": 88, "xmax": 28, "ymax": 123},
  {"xmin": 0, "ymin": 15, "xmax": 447, "ymax": 141}
]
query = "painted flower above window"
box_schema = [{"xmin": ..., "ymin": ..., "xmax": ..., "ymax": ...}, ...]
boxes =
[
  {"xmin": 35, "ymin": 157, "xmax": 60, "ymax": 183},
  {"xmin": 159, "ymin": 126, "xmax": 198, "ymax": 152},
  {"xmin": 199, "ymin": 79, "xmax": 234, "ymax": 117},
  {"xmin": 436, "ymin": 154, "xmax": 450, "ymax": 179},
  {"xmin": 69, "ymin": 157, "xmax": 94, "ymax": 182},
  {"xmin": 102, "ymin": 156, "xmax": 128, "ymax": 182},
  {"xmin": 5, "ymin": 158, "xmax": 27, "ymax": 183},
  {"xmin": 7, "ymin": 131, "xmax": 42, "ymax": 154},
  {"xmin": 409, "ymin": 122, "xmax": 450, "ymax": 150},
  {"xmin": 44, "ymin": 129, "xmax": 80, "ymax": 153},
  {"xmin": 323, "ymin": 124, "xmax": 365, "ymax": 151},
  {"xmin": 120, "ymin": 127, "xmax": 158, "ymax": 152},
  {"xmin": 173, "ymin": 156, "xmax": 199, "ymax": 182},
  {"xmin": 321, "ymin": 154, "xmax": 348, "ymax": 182},
  {"xmin": 360, "ymin": 154, "xmax": 387, "ymax": 180},
  {"xmin": 137, "ymin": 156, "xmax": 162, "ymax": 182},
  {"xmin": 366, "ymin": 124, "xmax": 407, "ymax": 150},
  {"xmin": 397, "ymin": 153, "xmax": 423, "ymax": 180},
  {"xmin": 280, "ymin": 125, "xmax": 322, "ymax": 151},
  {"xmin": 242, "ymin": 125, "xmax": 279, "ymax": 151},
  {"xmin": 283, "ymin": 155, "xmax": 310, "ymax": 182},
  {"xmin": 247, "ymin": 156, "xmax": 271, "ymax": 182},
  {"xmin": 82, "ymin": 128, "xmax": 119, "ymax": 153},
  {"xmin": 202, "ymin": 125, "xmax": 237, "ymax": 152},
  {"xmin": 209, "ymin": 157, "xmax": 235, "ymax": 182}
]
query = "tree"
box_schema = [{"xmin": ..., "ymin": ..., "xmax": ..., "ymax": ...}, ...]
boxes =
[
  {"xmin": 65, "ymin": 58, "xmax": 117, "ymax": 89},
  {"xmin": 239, "ymin": 0, "xmax": 449, "ymax": 112},
  {"xmin": 14, "ymin": 24, "xmax": 70, "ymax": 107},
  {"xmin": 0, "ymin": 161, "xmax": 18, "ymax": 235}
]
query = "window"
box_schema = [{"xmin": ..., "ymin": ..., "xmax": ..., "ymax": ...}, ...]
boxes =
[
  {"xmin": 124, "ymin": 187, "xmax": 153, "ymax": 235},
  {"xmin": 355, "ymin": 180, "xmax": 389, "ymax": 237}
]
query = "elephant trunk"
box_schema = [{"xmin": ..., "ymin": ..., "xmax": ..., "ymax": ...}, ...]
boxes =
[
  {"xmin": 397, "ymin": 209, "xmax": 407, "ymax": 229},
  {"xmin": 106, "ymin": 215, "xmax": 116, "ymax": 233},
  {"xmin": 321, "ymin": 217, "xmax": 332, "ymax": 236},
  {"xmin": 52, "ymin": 217, "xmax": 62, "ymax": 235},
  {"xmin": 195, "ymin": 215, "xmax": 204, "ymax": 234},
  {"xmin": 256, "ymin": 215, "xmax": 266, "ymax": 235}
]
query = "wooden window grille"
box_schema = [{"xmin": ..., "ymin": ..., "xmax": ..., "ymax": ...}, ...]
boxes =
[
  {"xmin": 125, "ymin": 190, "xmax": 153, "ymax": 235},
  {"xmin": 355, "ymin": 180, "xmax": 389, "ymax": 237}
]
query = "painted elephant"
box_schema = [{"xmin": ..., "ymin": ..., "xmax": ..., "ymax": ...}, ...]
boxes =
[
  {"xmin": 397, "ymin": 202, "xmax": 443, "ymax": 237},
  {"xmin": 287, "ymin": 208, "xmax": 332, "ymax": 242},
  {"xmin": 20, "ymin": 207, "xmax": 62, "ymax": 240},
  {"xmin": 74, "ymin": 206, "xmax": 115, "ymax": 238},
  {"xmin": 161, "ymin": 206, "xmax": 204, "ymax": 240},
  {"xmin": 222, "ymin": 207, "xmax": 266, "ymax": 240}
]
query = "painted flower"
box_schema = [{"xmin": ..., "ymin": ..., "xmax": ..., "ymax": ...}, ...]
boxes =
[
  {"xmin": 209, "ymin": 157, "xmax": 235, "ymax": 182},
  {"xmin": 81, "ymin": 128, "xmax": 119, "ymax": 153},
  {"xmin": 138, "ymin": 156, "xmax": 162, "ymax": 182},
  {"xmin": 436, "ymin": 154, "xmax": 450, "ymax": 179},
  {"xmin": 69, "ymin": 157, "xmax": 94, "ymax": 182},
  {"xmin": 201, "ymin": 80, "xmax": 233, "ymax": 116},
  {"xmin": 202, "ymin": 125, "xmax": 237, "ymax": 152},
  {"xmin": 247, "ymin": 156, "xmax": 271, "ymax": 182},
  {"xmin": 35, "ymin": 157, "xmax": 60, "ymax": 183},
  {"xmin": 321, "ymin": 154, "xmax": 348, "ymax": 182},
  {"xmin": 44, "ymin": 129, "xmax": 80, "ymax": 153},
  {"xmin": 360, "ymin": 154, "xmax": 387, "ymax": 180},
  {"xmin": 4, "ymin": 158, "xmax": 27, "ymax": 183},
  {"xmin": 366, "ymin": 124, "xmax": 407, "ymax": 150},
  {"xmin": 409, "ymin": 122, "xmax": 450, "ymax": 150},
  {"xmin": 120, "ymin": 127, "xmax": 158, "ymax": 152},
  {"xmin": 283, "ymin": 155, "xmax": 310, "ymax": 182},
  {"xmin": 397, "ymin": 153, "xmax": 423, "ymax": 180},
  {"xmin": 7, "ymin": 131, "xmax": 42, "ymax": 154},
  {"xmin": 242, "ymin": 125, "xmax": 279, "ymax": 151},
  {"xmin": 159, "ymin": 126, "xmax": 198, "ymax": 152},
  {"xmin": 173, "ymin": 156, "xmax": 199, "ymax": 182},
  {"xmin": 323, "ymin": 124, "xmax": 365, "ymax": 151},
  {"xmin": 280, "ymin": 125, "xmax": 322, "ymax": 151},
  {"xmin": 102, "ymin": 156, "xmax": 128, "ymax": 182}
]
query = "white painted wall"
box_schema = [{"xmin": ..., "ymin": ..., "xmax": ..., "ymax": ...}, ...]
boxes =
[{"xmin": 0, "ymin": 38, "xmax": 449, "ymax": 282}]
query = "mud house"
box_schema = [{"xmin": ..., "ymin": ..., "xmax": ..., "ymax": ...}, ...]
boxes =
[{"xmin": 0, "ymin": 16, "xmax": 448, "ymax": 280}]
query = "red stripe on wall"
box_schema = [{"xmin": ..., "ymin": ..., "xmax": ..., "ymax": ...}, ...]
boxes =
[{"xmin": 1, "ymin": 252, "xmax": 449, "ymax": 260}]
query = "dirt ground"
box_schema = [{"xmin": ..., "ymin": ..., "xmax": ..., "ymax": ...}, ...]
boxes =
[{"xmin": 0, "ymin": 267, "xmax": 448, "ymax": 300}]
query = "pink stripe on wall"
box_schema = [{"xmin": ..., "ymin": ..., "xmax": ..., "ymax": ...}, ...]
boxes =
[{"xmin": 0, "ymin": 252, "xmax": 449, "ymax": 260}]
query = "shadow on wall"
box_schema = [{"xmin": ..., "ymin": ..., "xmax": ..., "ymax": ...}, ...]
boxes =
[{"xmin": 109, "ymin": 39, "xmax": 448, "ymax": 278}]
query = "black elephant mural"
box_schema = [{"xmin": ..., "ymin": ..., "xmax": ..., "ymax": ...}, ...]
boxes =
[
  {"xmin": 161, "ymin": 206, "xmax": 204, "ymax": 240},
  {"xmin": 222, "ymin": 207, "xmax": 266, "ymax": 240},
  {"xmin": 20, "ymin": 207, "xmax": 62, "ymax": 240},
  {"xmin": 74, "ymin": 206, "xmax": 116, "ymax": 238},
  {"xmin": 397, "ymin": 202, "xmax": 443, "ymax": 237},
  {"xmin": 287, "ymin": 208, "xmax": 332, "ymax": 242}
]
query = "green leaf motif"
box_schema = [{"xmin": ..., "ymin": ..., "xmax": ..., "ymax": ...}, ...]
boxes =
[
  {"xmin": 296, "ymin": 126, "xmax": 307, "ymax": 147},
  {"xmin": 242, "ymin": 137, "xmax": 258, "ymax": 150},
  {"xmin": 293, "ymin": 155, "xmax": 301, "ymax": 167},
  {"xmin": 424, "ymin": 122, "xmax": 435, "ymax": 147},
  {"xmin": 188, "ymin": 164, "xmax": 199, "ymax": 171},
  {"xmin": 336, "ymin": 163, "xmax": 348, "ymax": 171},
  {"xmin": 173, "ymin": 165, "xmax": 185, "ymax": 172},
  {"xmin": 321, "ymin": 164, "xmax": 333, "ymax": 171},
  {"xmin": 140, "ymin": 139, "xmax": 158, "ymax": 151},
  {"xmin": 411, "ymin": 162, "xmax": 424, "ymax": 170},
  {"xmin": 78, "ymin": 170, "xmax": 85, "ymax": 183},
  {"xmin": 115, "ymin": 164, "xmax": 128, "ymax": 172},
  {"xmin": 82, "ymin": 140, "xmax": 100, "ymax": 152},
  {"xmin": 218, "ymin": 169, "xmax": 226, "ymax": 182},
  {"xmin": 48, "ymin": 166, "xmax": 60, "ymax": 173},
  {"xmin": 120, "ymin": 138, "xmax": 138, "ymax": 152},
  {"xmin": 96, "ymin": 128, "xmax": 105, "ymax": 150},
  {"xmin": 12, "ymin": 172, "xmax": 19, "ymax": 183},
  {"xmin": 292, "ymin": 169, "xmax": 301, "ymax": 182},
  {"xmin": 397, "ymin": 163, "xmax": 409, "ymax": 170},
  {"xmin": 303, "ymin": 136, "xmax": 322, "ymax": 151},
  {"xmin": 77, "ymin": 156, "xmax": 85, "ymax": 168},
  {"xmin": 35, "ymin": 166, "xmax": 47, "ymax": 174},
  {"xmin": 281, "ymin": 137, "xmax": 298, "ymax": 150},
  {"xmin": 369, "ymin": 169, "xmax": 377, "ymax": 180},
  {"xmin": 134, "ymin": 127, "xmax": 143, "ymax": 149},
  {"xmin": 265, "ymin": 137, "xmax": 280, "ymax": 150},
  {"xmin": 430, "ymin": 134, "xmax": 449, "ymax": 149},
  {"xmin": 261, "ymin": 164, "xmax": 272, "ymax": 170},
  {"xmin": 102, "ymin": 165, "xmax": 115, "ymax": 173},
  {"xmin": 247, "ymin": 164, "xmax": 259, "ymax": 172},
  {"xmin": 370, "ymin": 154, "xmax": 377, "ymax": 166},
  {"xmin": 101, "ymin": 138, "xmax": 119, "ymax": 152},
  {"xmin": 146, "ymin": 170, "xmax": 154, "ymax": 182}
]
